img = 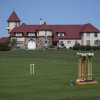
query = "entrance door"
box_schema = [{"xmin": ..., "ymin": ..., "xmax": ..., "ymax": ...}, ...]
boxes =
[{"xmin": 28, "ymin": 40, "xmax": 36, "ymax": 49}]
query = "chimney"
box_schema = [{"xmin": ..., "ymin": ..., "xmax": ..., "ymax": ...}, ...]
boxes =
[
  {"xmin": 40, "ymin": 18, "xmax": 42, "ymax": 25},
  {"xmin": 44, "ymin": 22, "xmax": 46, "ymax": 25}
]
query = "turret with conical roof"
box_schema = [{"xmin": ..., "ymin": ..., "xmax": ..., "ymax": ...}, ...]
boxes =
[{"xmin": 6, "ymin": 11, "xmax": 21, "ymax": 34}]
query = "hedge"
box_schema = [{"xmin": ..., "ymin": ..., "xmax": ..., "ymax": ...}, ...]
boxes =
[
  {"xmin": 73, "ymin": 44, "xmax": 100, "ymax": 51},
  {"xmin": 0, "ymin": 43, "xmax": 11, "ymax": 51}
]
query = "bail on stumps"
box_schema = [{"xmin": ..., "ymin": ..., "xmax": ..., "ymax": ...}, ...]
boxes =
[{"xmin": 71, "ymin": 53, "xmax": 98, "ymax": 86}]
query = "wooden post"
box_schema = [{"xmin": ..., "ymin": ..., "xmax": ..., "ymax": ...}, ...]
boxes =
[
  {"xmin": 87, "ymin": 53, "xmax": 94, "ymax": 79},
  {"xmin": 78, "ymin": 55, "xmax": 81, "ymax": 79},
  {"xmin": 82, "ymin": 56, "xmax": 86, "ymax": 79},
  {"xmin": 88, "ymin": 56, "xmax": 90, "ymax": 79},
  {"xmin": 76, "ymin": 53, "xmax": 96, "ymax": 85},
  {"xmin": 90, "ymin": 56, "xmax": 92, "ymax": 79}
]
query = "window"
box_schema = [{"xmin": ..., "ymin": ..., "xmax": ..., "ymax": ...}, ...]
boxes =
[
  {"xmin": 45, "ymin": 41, "xmax": 48, "ymax": 46},
  {"xmin": 28, "ymin": 32, "xmax": 35, "ymax": 36},
  {"xmin": 45, "ymin": 31, "xmax": 47, "ymax": 37},
  {"xmin": 94, "ymin": 33, "xmax": 98, "ymax": 37},
  {"xmin": 59, "ymin": 41, "xmax": 64, "ymax": 47},
  {"xmin": 86, "ymin": 40, "xmax": 90, "ymax": 45},
  {"xmin": 94, "ymin": 40, "xmax": 98, "ymax": 45},
  {"xmin": 87, "ymin": 33, "xmax": 90, "ymax": 38},
  {"xmin": 59, "ymin": 41, "xmax": 63, "ymax": 44},
  {"xmin": 15, "ymin": 41, "xmax": 23, "ymax": 46},
  {"xmin": 75, "ymin": 41, "xmax": 78, "ymax": 45},
  {"xmin": 58, "ymin": 32, "xmax": 65, "ymax": 37},
  {"xmin": 15, "ymin": 32, "xmax": 22, "ymax": 36},
  {"xmin": 67, "ymin": 41, "xmax": 71, "ymax": 44},
  {"xmin": 45, "ymin": 41, "xmax": 47, "ymax": 44}
]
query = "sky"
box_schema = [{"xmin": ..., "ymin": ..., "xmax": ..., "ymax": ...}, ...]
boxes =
[{"xmin": 0, "ymin": 0, "xmax": 100, "ymax": 37}]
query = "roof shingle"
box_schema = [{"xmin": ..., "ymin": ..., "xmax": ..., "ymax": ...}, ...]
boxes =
[
  {"xmin": 0, "ymin": 37, "xmax": 9, "ymax": 43},
  {"xmin": 7, "ymin": 11, "xmax": 20, "ymax": 22},
  {"xmin": 10, "ymin": 23, "xmax": 100, "ymax": 42}
]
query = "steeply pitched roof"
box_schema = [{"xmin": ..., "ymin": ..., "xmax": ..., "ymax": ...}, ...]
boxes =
[
  {"xmin": 0, "ymin": 37, "xmax": 9, "ymax": 43},
  {"xmin": 81, "ymin": 23, "xmax": 100, "ymax": 32},
  {"xmin": 10, "ymin": 23, "xmax": 40, "ymax": 36},
  {"xmin": 10, "ymin": 23, "xmax": 100, "ymax": 42},
  {"xmin": 7, "ymin": 11, "xmax": 20, "ymax": 22}
]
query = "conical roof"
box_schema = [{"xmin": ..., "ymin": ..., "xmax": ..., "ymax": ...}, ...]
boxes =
[{"xmin": 7, "ymin": 11, "xmax": 20, "ymax": 22}]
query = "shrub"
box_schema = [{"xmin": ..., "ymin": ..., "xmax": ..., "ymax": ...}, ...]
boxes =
[
  {"xmin": 0, "ymin": 47, "xmax": 11, "ymax": 51},
  {"xmin": 85, "ymin": 45, "xmax": 91, "ymax": 50},
  {"xmin": 49, "ymin": 45, "xmax": 54, "ymax": 48},
  {"xmin": 0, "ymin": 38, "xmax": 11, "ymax": 51},
  {"xmin": 95, "ymin": 46, "xmax": 100, "ymax": 51},
  {"xmin": 63, "ymin": 46, "xmax": 66, "ymax": 49},
  {"xmin": 0, "ymin": 43, "xmax": 11, "ymax": 51},
  {"xmin": 80, "ymin": 45, "xmax": 85, "ymax": 50},
  {"xmin": 73, "ymin": 43, "xmax": 80, "ymax": 50},
  {"xmin": 69, "ymin": 47, "xmax": 73, "ymax": 49},
  {"xmin": 72, "ymin": 44, "xmax": 100, "ymax": 51},
  {"xmin": 92, "ymin": 46, "xmax": 100, "ymax": 51},
  {"xmin": 97, "ymin": 46, "xmax": 100, "ymax": 50}
]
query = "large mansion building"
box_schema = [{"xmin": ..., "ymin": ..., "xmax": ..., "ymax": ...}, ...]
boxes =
[{"xmin": 6, "ymin": 11, "xmax": 100, "ymax": 49}]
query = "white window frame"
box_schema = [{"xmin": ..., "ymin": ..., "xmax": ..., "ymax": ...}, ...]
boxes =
[
  {"xmin": 59, "ymin": 41, "xmax": 64, "ymax": 47},
  {"xmin": 87, "ymin": 33, "xmax": 90, "ymax": 38},
  {"xmin": 75, "ymin": 41, "xmax": 78, "ymax": 45},
  {"xmin": 67, "ymin": 41, "xmax": 71, "ymax": 44},
  {"xmin": 15, "ymin": 41, "xmax": 23, "ymax": 47},
  {"xmin": 94, "ymin": 40, "xmax": 98, "ymax": 45},
  {"xmin": 58, "ymin": 32, "xmax": 65, "ymax": 37},
  {"xmin": 28, "ymin": 32, "xmax": 35, "ymax": 36},
  {"xmin": 86, "ymin": 40, "xmax": 90, "ymax": 45},
  {"xmin": 59, "ymin": 41, "xmax": 63, "ymax": 44},
  {"xmin": 15, "ymin": 32, "xmax": 22, "ymax": 37}
]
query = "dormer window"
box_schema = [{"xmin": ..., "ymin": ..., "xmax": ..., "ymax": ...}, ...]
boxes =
[
  {"xmin": 58, "ymin": 32, "xmax": 65, "ymax": 37},
  {"xmin": 15, "ymin": 32, "xmax": 22, "ymax": 36},
  {"xmin": 28, "ymin": 32, "xmax": 35, "ymax": 36}
]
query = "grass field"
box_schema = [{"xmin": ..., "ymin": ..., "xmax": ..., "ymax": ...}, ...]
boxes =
[{"xmin": 0, "ymin": 50, "xmax": 100, "ymax": 100}]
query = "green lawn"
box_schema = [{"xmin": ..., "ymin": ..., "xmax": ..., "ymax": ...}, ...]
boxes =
[{"xmin": 0, "ymin": 50, "xmax": 100, "ymax": 100}]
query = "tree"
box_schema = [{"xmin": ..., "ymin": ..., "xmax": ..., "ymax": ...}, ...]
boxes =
[
  {"xmin": 0, "ymin": 38, "xmax": 11, "ymax": 51},
  {"xmin": 73, "ymin": 43, "xmax": 80, "ymax": 50},
  {"xmin": 10, "ymin": 38, "xmax": 17, "ymax": 47}
]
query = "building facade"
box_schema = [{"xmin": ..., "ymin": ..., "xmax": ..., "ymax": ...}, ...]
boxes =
[{"xmin": 6, "ymin": 11, "xmax": 100, "ymax": 49}]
